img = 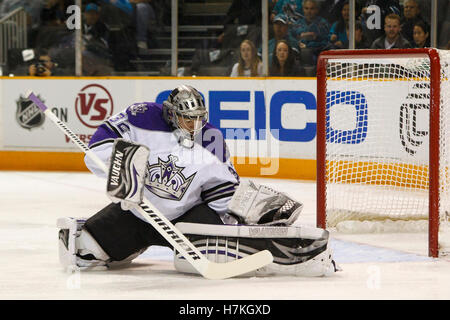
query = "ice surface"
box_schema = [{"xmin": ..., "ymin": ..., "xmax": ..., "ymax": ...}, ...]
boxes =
[{"xmin": 0, "ymin": 171, "xmax": 449, "ymax": 299}]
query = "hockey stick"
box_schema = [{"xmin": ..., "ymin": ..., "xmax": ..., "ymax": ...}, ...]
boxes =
[{"xmin": 27, "ymin": 91, "xmax": 273, "ymax": 280}]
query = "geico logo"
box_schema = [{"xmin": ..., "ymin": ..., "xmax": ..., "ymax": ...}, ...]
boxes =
[
  {"xmin": 156, "ymin": 90, "xmax": 317, "ymax": 142},
  {"xmin": 326, "ymin": 90, "xmax": 368, "ymax": 145}
]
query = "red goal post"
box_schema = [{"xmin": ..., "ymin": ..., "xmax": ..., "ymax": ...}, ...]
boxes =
[{"xmin": 316, "ymin": 48, "xmax": 448, "ymax": 258}]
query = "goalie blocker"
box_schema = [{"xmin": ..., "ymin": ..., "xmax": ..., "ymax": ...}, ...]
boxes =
[{"xmin": 106, "ymin": 139, "xmax": 150, "ymax": 211}]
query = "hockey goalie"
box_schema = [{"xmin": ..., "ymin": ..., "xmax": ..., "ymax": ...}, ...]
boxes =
[{"xmin": 57, "ymin": 85, "xmax": 340, "ymax": 277}]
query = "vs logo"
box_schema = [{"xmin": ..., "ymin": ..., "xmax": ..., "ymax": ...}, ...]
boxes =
[{"xmin": 75, "ymin": 84, "xmax": 114, "ymax": 128}]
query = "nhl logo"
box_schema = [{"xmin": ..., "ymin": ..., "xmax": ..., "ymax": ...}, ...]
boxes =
[{"xmin": 16, "ymin": 95, "xmax": 45, "ymax": 130}]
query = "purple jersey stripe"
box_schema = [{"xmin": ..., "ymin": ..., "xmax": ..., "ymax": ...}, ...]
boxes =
[
  {"xmin": 203, "ymin": 191, "xmax": 236, "ymax": 204},
  {"xmin": 126, "ymin": 102, "xmax": 172, "ymax": 132},
  {"xmin": 202, "ymin": 185, "xmax": 237, "ymax": 202},
  {"xmin": 88, "ymin": 123, "xmax": 120, "ymax": 148}
]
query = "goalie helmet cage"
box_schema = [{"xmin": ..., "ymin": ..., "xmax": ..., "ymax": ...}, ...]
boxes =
[{"xmin": 316, "ymin": 48, "xmax": 450, "ymax": 258}]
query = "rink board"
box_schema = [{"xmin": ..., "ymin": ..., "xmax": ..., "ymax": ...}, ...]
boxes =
[
  {"xmin": 0, "ymin": 77, "xmax": 318, "ymax": 179},
  {"xmin": 0, "ymin": 77, "xmax": 431, "ymax": 180}
]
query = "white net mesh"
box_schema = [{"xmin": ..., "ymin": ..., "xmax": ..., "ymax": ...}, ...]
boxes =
[{"xmin": 323, "ymin": 49, "xmax": 450, "ymax": 255}]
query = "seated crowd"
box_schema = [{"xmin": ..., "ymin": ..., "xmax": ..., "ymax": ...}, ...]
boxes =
[
  {"xmin": 0, "ymin": 0, "xmax": 445, "ymax": 77},
  {"xmin": 0, "ymin": 0, "xmax": 168, "ymax": 76},
  {"xmin": 221, "ymin": 0, "xmax": 438, "ymax": 77}
]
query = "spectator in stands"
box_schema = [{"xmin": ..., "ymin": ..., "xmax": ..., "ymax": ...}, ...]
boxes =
[
  {"xmin": 28, "ymin": 49, "xmax": 56, "ymax": 76},
  {"xmin": 359, "ymin": 0, "xmax": 402, "ymax": 45},
  {"xmin": 291, "ymin": 0, "xmax": 330, "ymax": 51},
  {"xmin": 319, "ymin": 0, "xmax": 359, "ymax": 25},
  {"xmin": 95, "ymin": 0, "xmax": 138, "ymax": 72},
  {"xmin": 230, "ymin": 39, "xmax": 263, "ymax": 77},
  {"xmin": 269, "ymin": 39, "xmax": 301, "ymax": 77},
  {"xmin": 80, "ymin": 3, "xmax": 115, "ymax": 75},
  {"xmin": 355, "ymin": 21, "xmax": 371, "ymax": 49},
  {"xmin": 83, "ymin": 3, "xmax": 111, "ymax": 59},
  {"xmin": 217, "ymin": 0, "xmax": 262, "ymax": 50},
  {"xmin": 412, "ymin": 20, "xmax": 430, "ymax": 48},
  {"xmin": 270, "ymin": 0, "xmax": 303, "ymax": 25},
  {"xmin": 33, "ymin": 1, "xmax": 73, "ymax": 51},
  {"xmin": 84, "ymin": 3, "xmax": 109, "ymax": 45},
  {"xmin": 41, "ymin": 0, "xmax": 69, "ymax": 26},
  {"xmin": 401, "ymin": 0, "xmax": 426, "ymax": 45},
  {"xmin": 370, "ymin": 13, "xmax": 411, "ymax": 49},
  {"xmin": 259, "ymin": 14, "xmax": 298, "ymax": 65},
  {"xmin": 129, "ymin": 0, "xmax": 157, "ymax": 51},
  {"xmin": 328, "ymin": 1, "xmax": 349, "ymax": 49},
  {"xmin": 36, "ymin": 2, "xmax": 113, "ymax": 76},
  {"xmin": 99, "ymin": 0, "xmax": 133, "ymax": 15}
]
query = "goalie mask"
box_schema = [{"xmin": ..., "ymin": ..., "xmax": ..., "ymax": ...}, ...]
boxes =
[{"xmin": 163, "ymin": 85, "xmax": 208, "ymax": 148}]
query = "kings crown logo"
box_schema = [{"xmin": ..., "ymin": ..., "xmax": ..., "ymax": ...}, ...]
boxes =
[
  {"xmin": 129, "ymin": 103, "xmax": 148, "ymax": 116},
  {"xmin": 145, "ymin": 155, "xmax": 196, "ymax": 201}
]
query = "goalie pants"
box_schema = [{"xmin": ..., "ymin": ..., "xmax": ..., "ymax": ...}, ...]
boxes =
[{"xmin": 83, "ymin": 203, "xmax": 224, "ymax": 261}]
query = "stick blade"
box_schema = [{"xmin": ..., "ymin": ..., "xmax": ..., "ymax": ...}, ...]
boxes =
[{"xmin": 201, "ymin": 250, "xmax": 273, "ymax": 280}]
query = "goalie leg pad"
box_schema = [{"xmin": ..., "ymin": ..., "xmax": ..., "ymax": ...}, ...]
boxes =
[
  {"xmin": 75, "ymin": 228, "xmax": 110, "ymax": 268},
  {"xmin": 57, "ymin": 217, "xmax": 109, "ymax": 270},
  {"xmin": 57, "ymin": 216, "xmax": 145, "ymax": 270},
  {"xmin": 173, "ymin": 223, "xmax": 340, "ymax": 277},
  {"xmin": 83, "ymin": 202, "xmax": 164, "ymax": 261}
]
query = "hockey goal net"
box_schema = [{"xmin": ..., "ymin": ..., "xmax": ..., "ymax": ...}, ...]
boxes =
[{"xmin": 316, "ymin": 48, "xmax": 450, "ymax": 257}]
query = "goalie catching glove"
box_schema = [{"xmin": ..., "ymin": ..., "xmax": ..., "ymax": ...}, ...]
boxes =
[
  {"xmin": 106, "ymin": 139, "xmax": 150, "ymax": 210},
  {"xmin": 227, "ymin": 179, "xmax": 303, "ymax": 226}
]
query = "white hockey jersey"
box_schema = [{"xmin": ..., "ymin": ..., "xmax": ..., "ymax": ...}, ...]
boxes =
[{"xmin": 85, "ymin": 102, "xmax": 240, "ymax": 222}]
